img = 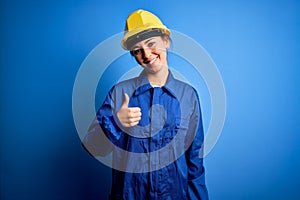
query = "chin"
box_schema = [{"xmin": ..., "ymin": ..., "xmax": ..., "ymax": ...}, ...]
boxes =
[{"xmin": 145, "ymin": 65, "xmax": 163, "ymax": 73}]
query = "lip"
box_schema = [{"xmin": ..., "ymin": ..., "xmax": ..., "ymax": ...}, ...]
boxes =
[
  {"xmin": 149, "ymin": 56, "xmax": 158, "ymax": 64},
  {"xmin": 144, "ymin": 56, "xmax": 158, "ymax": 65}
]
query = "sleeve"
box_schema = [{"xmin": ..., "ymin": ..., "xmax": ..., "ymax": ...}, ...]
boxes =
[
  {"xmin": 185, "ymin": 89, "xmax": 209, "ymax": 200},
  {"xmin": 82, "ymin": 86, "xmax": 123, "ymax": 157}
]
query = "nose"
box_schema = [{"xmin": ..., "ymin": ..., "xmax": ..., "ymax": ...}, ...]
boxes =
[{"xmin": 142, "ymin": 47, "xmax": 152, "ymax": 60}]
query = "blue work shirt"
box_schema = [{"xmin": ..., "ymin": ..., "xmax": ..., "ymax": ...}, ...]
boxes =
[{"xmin": 83, "ymin": 70, "xmax": 208, "ymax": 200}]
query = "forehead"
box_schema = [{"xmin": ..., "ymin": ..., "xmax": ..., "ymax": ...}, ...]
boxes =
[{"xmin": 132, "ymin": 36, "xmax": 163, "ymax": 48}]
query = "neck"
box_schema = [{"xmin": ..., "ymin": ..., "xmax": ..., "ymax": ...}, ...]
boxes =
[{"xmin": 147, "ymin": 66, "xmax": 169, "ymax": 87}]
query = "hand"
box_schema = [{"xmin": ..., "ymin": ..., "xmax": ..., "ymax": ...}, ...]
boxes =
[{"xmin": 117, "ymin": 93, "xmax": 142, "ymax": 127}]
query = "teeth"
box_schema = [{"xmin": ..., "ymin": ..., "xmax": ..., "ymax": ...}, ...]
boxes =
[{"xmin": 149, "ymin": 57, "xmax": 157, "ymax": 64}]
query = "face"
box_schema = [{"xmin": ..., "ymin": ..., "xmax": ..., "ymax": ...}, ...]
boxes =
[{"xmin": 131, "ymin": 36, "xmax": 170, "ymax": 74}]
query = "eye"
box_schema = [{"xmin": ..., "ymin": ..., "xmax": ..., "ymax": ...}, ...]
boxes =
[
  {"xmin": 147, "ymin": 42, "xmax": 155, "ymax": 47},
  {"xmin": 132, "ymin": 48, "xmax": 142, "ymax": 55}
]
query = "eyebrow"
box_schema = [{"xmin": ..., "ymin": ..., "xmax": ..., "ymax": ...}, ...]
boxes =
[{"xmin": 144, "ymin": 38, "xmax": 154, "ymax": 44}]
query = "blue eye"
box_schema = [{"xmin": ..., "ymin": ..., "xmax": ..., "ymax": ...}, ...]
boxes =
[{"xmin": 148, "ymin": 42, "xmax": 155, "ymax": 47}]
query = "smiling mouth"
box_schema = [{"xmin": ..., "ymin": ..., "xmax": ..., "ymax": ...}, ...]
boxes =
[{"xmin": 144, "ymin": 56, "xmax": 158, "ymax": 65}]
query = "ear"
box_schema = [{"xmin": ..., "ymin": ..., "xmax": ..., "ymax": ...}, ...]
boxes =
[{"xmin": 162, "ymin": 36, "xmax": 170, "ymax": 49}]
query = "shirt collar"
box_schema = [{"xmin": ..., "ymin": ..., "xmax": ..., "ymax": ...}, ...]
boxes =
[
  {"xmin": 133, "ymin": 71, "xmax": 151, "ymax": 96},
  {"xmin": 133, "ymin": 70, "xmax": 177, "ymax": 98},
  {"xmin": 163, "ymin": 72, "xmax": 177, "ymax": 98}
]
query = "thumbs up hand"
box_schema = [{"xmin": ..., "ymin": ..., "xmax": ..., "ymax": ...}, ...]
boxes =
[{"xmin": 117, "ymin": 93, "xmax": 142, "ymax": 127}]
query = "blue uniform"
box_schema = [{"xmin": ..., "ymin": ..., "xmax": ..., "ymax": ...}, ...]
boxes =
[{"xmin": 83, "ymin": 70, "xmax": 208, "ymax": 200}]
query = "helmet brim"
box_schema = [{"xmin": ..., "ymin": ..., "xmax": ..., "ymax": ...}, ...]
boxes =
[{"xmin": 121, "ymin": 27, "xmax": 170, "ymax": 50}]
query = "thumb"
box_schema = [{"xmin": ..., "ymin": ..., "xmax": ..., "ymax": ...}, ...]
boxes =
[{"xmin": 121, "ymin": 93, "xmax": 130, "ymax": 108}]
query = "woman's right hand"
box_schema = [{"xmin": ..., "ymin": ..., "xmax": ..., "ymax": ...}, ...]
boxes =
[{"xmin": 117, "ymin": 93, "xmax": 142, "ymax": 127}]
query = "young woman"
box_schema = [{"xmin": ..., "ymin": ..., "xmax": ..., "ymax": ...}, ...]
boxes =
[{"xmin": 83, "ymin": 9, "xmax": 209, "ymax": 200}]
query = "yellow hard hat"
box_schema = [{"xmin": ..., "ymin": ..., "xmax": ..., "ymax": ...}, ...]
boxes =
[{"xmin": 121, "ymin": 9, "xmax": 171, "ymax": 50}]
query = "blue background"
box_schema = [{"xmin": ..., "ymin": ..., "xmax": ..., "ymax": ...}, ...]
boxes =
[{"xmin": 1, "ymin": 0, "xmax": 300, "ymax": 199}]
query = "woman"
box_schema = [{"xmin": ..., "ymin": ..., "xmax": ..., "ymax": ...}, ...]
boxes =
[{"xmin": 83, "ymin": 9, "xmax": 209, "ymax": 200}]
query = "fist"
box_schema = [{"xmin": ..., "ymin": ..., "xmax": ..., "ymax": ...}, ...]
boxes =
[{"xmin": 117, "ymin": 93, "xmax": 142, "ymax": 127}]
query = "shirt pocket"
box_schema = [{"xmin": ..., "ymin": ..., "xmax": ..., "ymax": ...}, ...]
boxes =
[
  {"xmin": 159, "ymin": 117, "xmax": 190, "ymax": 164},
  {"xmin": 175, "ymin": 117, "xmax": 189, "ymax": 132},
  {"xmin": 162, "ymin": 117, "xmax": 190, "ymax": 145}
]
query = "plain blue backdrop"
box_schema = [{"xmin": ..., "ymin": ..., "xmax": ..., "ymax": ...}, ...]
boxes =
[{"xmin": 1, "ymin": 0, "xmax": 300, "ymax": 199}]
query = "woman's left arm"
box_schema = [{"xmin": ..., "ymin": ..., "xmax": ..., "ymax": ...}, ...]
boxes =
[{"xmin": 185, "ymin": 90, "xmax": 209, "ymax": 200}]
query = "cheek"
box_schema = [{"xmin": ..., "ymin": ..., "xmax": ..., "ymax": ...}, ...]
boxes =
[
  {"xmin": 155, "ymin": 43, "xmax": 168, "ymax": 53},
  {"xmin": 159, "ymin": 49, "xmax": 167, "ymax": 58},
  {"xmin": 134, "ymin": 55, "xmax": 143, "ymax": 65}
]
